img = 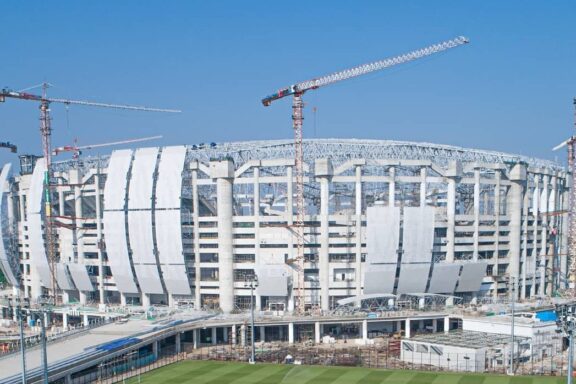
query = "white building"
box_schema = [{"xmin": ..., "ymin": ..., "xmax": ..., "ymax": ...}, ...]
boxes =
[{"xmin": 0, "ymin": 139, "xmax": 567, "ymax": 312}]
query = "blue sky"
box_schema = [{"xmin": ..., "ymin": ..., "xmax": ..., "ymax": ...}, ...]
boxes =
[{"xmin": 0, "ymin": 1, "xmax": 574, "ymax": 166}]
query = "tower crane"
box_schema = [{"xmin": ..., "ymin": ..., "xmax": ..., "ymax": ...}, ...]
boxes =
[
  {"xmin": 0, "ymin": 83, "xmax": 180, "ymax": 303},
  {"xmin": 262, "ymin": 36, "xmax": 469, "ymax": 313},
  {"xmin": 53, "ymin": 135, "xmax": 163, "ymax": 159},
  {"xmin": 0, "ymin": 141, "xmax": 17, "ymax": 153},
  {"xmin": 552, "ymin": 98, "xmax": 576, "ymax": 297}
]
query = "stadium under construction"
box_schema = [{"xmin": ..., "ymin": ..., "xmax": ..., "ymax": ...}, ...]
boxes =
[{"xmin": 0, "ymin": 138, "xmax": 568, "ymax": 311}]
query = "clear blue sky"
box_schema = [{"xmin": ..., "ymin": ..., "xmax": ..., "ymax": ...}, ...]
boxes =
[{"xmin": 0, "ymin": 1, "xmax": 574, "ymax": 166}]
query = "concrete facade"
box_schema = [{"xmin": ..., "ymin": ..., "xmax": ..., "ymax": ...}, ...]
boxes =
[{"xmin": 0, "ymin": 139, "xmax": 567, "ymax": 311}]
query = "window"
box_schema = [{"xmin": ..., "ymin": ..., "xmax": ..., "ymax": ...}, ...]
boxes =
[
  {"xmin": 304, "ymin": 269, "xmax": 319, "ymax": 282},
  {"xmin": 200, "ymin": 253, "xmax": 218, "ymax": 263},
  {"xmin": 234, "ymin": 269, "xmax": 255, "ymax": 282},
  {"xmin": 333, "ymin": 268, "xmax": 355, "ymax": 282},
  {"xmin": 233, "ymin": 233, "xmax": 255, "ymax": 239},
  {"xmin": 234, "ymin": 254, "xmax": 255, "ymax": 263},
  {"xmin": 329, "ymin": 253, "xmax": 356, "ymax": 263},
  {"xmin": 199, "ymin": 232, "xmax": 218, "ymax": 239},
  {"xmin": 200, "ymin": 268, "xmax": 219, "ymax": 281}
]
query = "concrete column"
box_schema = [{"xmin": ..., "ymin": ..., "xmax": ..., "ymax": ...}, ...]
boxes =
[
  {"xmin": 532, "ymin": 176, "xmax": 540, "ymax": 297},
  {"xmin": 288, "ymin": 322, "xmax": 294, "ymax": 344},
  {"xmin": 388, "ymin": 166, "xmax": 395, "ymax": 207},
  {"xmin": 446, "ymin": 161, "xmax": 461, "ymax": 263},
  {"xmin": 142, "ymin": 293, "xmax": 151, "ymax": 308},
  {"xmin": 405, "ymin": 318, "xmax": 411, "ymax": 338},
  {"xmin": 71, "ymin": 170, "xmax": 87, "ymax": 305},
  {"xmin": 193, "ymin": 328, "xmax": 199, "ymax": 349},
  {"xmin": 420, "ymin": 168, "xmax": 427, "ymax": 207},
  {"xmin": 212, "ymin": 160, "xmax": 235, "ymax": 313},
  {"xmin": 473, "ymin": 169, "xmax": 480, "ymax": 261},
  {"xmin": 362, "ymin": 319, "xmax": 368, "ymax": 341},
  {"xmin": 509, "ymin": 164, "xmax": 526, "ymax": 299},
  {"xmin": 355, "ymin": 165, "xmax": 363, "ymax": 298},
  {"xmin": 94, "ymin": 172, "xmax": 105, "ymax": 305},
  {"xmin": 260, "ymin": 326, "xmax": 265, "ymax": 343},
  {"xmin": 286, "ymin": 166, "xmax": 295, "ymax": 312},
  {"xmin": 550, "ymin": 175, "xmax": 558, "ymax": 293},
  {"xmin": 82, "ymin": 314, "xmax": 89, "ymax": 327},
  {"xmin": 254, "ymin": 166, "xmax": 262, "ymax": 311},
  {"xmin": 191, "ymin": 168, "xmax": 201, "ymax": 307},
  {"xmin": 494, "ymin": 171, "xmax": 501, "ymax": 298},
  {"xmin": 152, "ymin": 341, "xmax": 159, "ymax": 358},
  {"xmin": 319, "ymin": 175, "xmax": 330, "ymax": 311},
  {"xmin": 120, "ymin": 293, "xmax": 127, "ymax": 306},
  {"xmin": 560, "ymin": 175, "xmax": 569, "ymax": 289},
  {"xmin": 432, "ymin": 318, "xmax": 438, "ymax": 332},
  {"xmin": 232, "ymin": 324, "xmax": 237, "ymax": 345},
  {"xmin": 241, "ymin": 324, "xmax": 247, "ymax": 346},
  {"xmin": 211, "ymin": 327, "xmax": 217, "ymax": 345},
  {"xmin": 521, "ymin": 186, "xmax": 529, "ymax": 299},
  {"xmin": 62, "ymin": 312, "xmax": 68, "ymax": 329},
  {"xmin": 223, "ymin": 327, "xmax": 229, "ymax": 343},
  {"xmin": 396, "ymin": 320, "xmax": 402, "ymax": 333},
  {"xmin": 314, "ymin": 322, "xmax": 321, "ymax": 343},
  {"xmin": 175, "ymin": 332, "xmax": 181, "ymax": 353},
  {"xmin": 444, "ymin": 317, "xmax": 450, "ymax": 333},
  {"xmin": 540, "ymin": 175, "xmax": 549, "ymax": 296}
]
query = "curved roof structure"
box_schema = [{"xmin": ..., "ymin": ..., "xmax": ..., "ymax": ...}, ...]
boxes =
[{"xmin": 54, "ymin": 138, "xmax": 562, "ymax": 173}]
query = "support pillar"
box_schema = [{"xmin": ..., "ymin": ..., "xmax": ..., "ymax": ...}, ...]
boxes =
[
  {"xmin": 355, "ymin": 165, "xmax": 363, "ymax": 298},
  {"xmin": 446, "ymin": 161, "xmax": 461, "ymax": 263},
  {"xmin": 211, "ymin": 327, "xmax": 217, "ymax": 345},
  {"xmin": 286, "ymin": 166, "xmax": 295, "ymax": 312},
  {"xmin": 314, "ymin": 322, "xmax": 321, "ymax": 344},
  {"xmin": 531, "ymin": 176, "xmax": 540, "ymax": 297},
  {"xmin": 191, "ymin": 167, "xmax": 201, "ymax": 308},
  {"xmin": 175, "ymin": 333, "xmax": 181, "ymax": 354},
  {"xmin": 473, "ymin": 169, "xmax": 480, "ymax": 261},
  {"xmin": 193, "ymin": 328, "xmax": 199, "ymax": 349},
  {"xmin": 82, "ymin": 314, "xmax": 89, "ymax": 327},
  {"xmin": 405, "ymin": 319, "xmax": 411, "ymax": 338},
  {"xmin": 432, "ymin": 318, "xmax": 438, "ymax": 332},
  {"xmin": 223, "ymin": 327, "xmax": 229, "ymax": 343},
  {"xmin": 288, "ymin": 322, "xmax": 294, "ymax": 344},
  {"xmin": 540, "ymin": 174, "xmax": 549, "ymax": 296},
  {"xmin": 260, "ymin": 326, "xmax": 265, "ymax": 343},
  {"xmin": 232, "ymin": 324, "xmax": 237, "ymax": 345},
  {"xmin": 362, "ymin": 319, "xmax": 368, "ymax": 341},
  {"xmin": 212, "ymin": 160, "xmax": 235, "ymax": 313},
  {"xmin": 142, "ymin": 293, "xmax": 151, "ymax": 308},
  {"xmin": 241, "ymin": 324, "xmax": 247, "ymax": 346},
  {"xmin": 494, "ymin": 171, "xmax": 501, "ymax": 299},
  {"xmin": 152, "ymin": 341, "xmax": 159, "ymax": 359},
  {"xmin": 94, "ymin": 172, "xmax": 105, "ymax": 305},
  {"xmin": 317, "ymin": 159, "xmax": 333, "ymax": 311},
  {"xmin": 444, "ymin": 317, "xmax": 450, "ymax": 333},
  {"xmin": 509, "ymin": 164, "xmax": 526, "ymax": 300},
  {"xmin": 62, "ymin": 312, "xmax": 68, "ymax": 330}
]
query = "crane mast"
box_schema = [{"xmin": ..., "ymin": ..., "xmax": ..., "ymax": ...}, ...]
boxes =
[
  {"xmin": 262, "ymin": 37, "xmax": 469, "ymax": 314},
  {"xmin": 1, "ymin": 82, "xmax": 179, "ymax": 303}
]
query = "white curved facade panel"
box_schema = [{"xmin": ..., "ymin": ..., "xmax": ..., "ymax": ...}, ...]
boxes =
[
  {"xmin": 128, "ymin": 210, "xmax": 156, "ymax": 265},
  {"xmin": 56, "ymin": 263, "xmax": 75, "ymax": 290},
  {"xmin": 103, "ymin": 210, "xmax": 138, "ymax": 293},
  {"xmin": 103, "ymin": 150, "xmax": 132, "ymax": 210},
  {"xmin": 162, "ymin": 265, "xmax": 190, "ymax": 295},
  {"xmin": 155, "ymin": 210, "xmax": 183, "ymax": 264},
  {"xmin": 68, "ymin": 263, "xmax": 94, "ymax": 292},
  {"xmin": 0, "ymin": 164, "xmax": 18, "ymax": 286},
  {"xmin": 134, "ymin": 264, "xmax": 164, "ymax": 294},
  {"xmin": 402, "ymin": 206, "xmax": 435, "ymax": 263},
  {"xmin": 128, "ymin": 148, "xmax": 158, "ymax": 209},
  {"xmin": 428, "ymin": 263, "xmax": 461, "ymax": 293},
  {"xmin": 366, "ymin": 206, "xmax": 400, "ymax": 264},
  {"xmin": 27, "ymin": 159, "xmax": 51, "ymax": 288},
  {"xmin": 455, "ymin": 262, "xmax": 487, "ymax": 293},
  {"xmin": 156, "ymin": 146, "xmax": 186, "ymax": 209},
  {"xmin": 364, "ymin": 264, "xmax": 396, "ymax": 294},
  {"xmin": 396, "ymin": 264, "xmax": 430, "ymax": 294}
]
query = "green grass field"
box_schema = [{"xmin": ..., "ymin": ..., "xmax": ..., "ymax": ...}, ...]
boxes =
[{"xmin": 125, "ymin": 361, "xmax": 567, "ymax": 384}]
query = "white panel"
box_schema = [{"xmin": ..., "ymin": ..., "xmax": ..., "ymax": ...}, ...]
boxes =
[
  {"xmin": 128, "ymin": 210, "xmax": 156, "ymax": 264},
  {"xmin": 363, "ymin": 264, "xmax": 396, "ymax": 294},
  {"xmin": 28, "ymin": 214, "xmax": 51, "ymax": 287},
  {"xmin": 402, "ymin": 206, "xmax": 435, "ymax": 263},
  {"xmin": 134, "ymin": 265, "xmax": 164, "ymax": 294},
  {"xmin": 156, "ymin": 146, "xmax": 186, "ymax": 209},
  {"xmin": 28, "ymin": 158, "xmax": 46, "ymax": 214},
  {"xmin": 427, "ymin": 264, "xmax": 461, "ymax": 293},
  {"xmin": 56, "ymin": 263, "xmax": 75, "ymax": 291},
  {"xmin": 162, "ymin": 265, "xmax": 191, "ymax": 295},
  {"xmin": 156, "ymin": 210, "xmax": 183, "ymax": 264},
  {"xmin": 366, "ymin": 206, "xmax": 400, "ymax": 264},
  {"xmin": 103, "ymin": 211, "xmax": 139, "ymax": 293},
  {"xmin": 455, "ymin": 262, "xmax": 487, "ymax": 293},
  {"xmin": 257, "ymin": 265, "xmax": 289, "ymax": 297},
  {"xmin": 532, "ymin": 188, "xmax": 538, "ymax": 213},
  {"xmin": 0, "ymin": 164, "xmax": 18, "ymax": 286},
  {"xmin": 549, "ymin": 191, "xmax": 556, "ymax": 212},
  {"xmin": 103, "ymin": 150, "xmax": 132, "ymax": 210},
  {"xmin": 128, "ymin": 147, "xmax": 158, "ymax": 209},
  {"xmin": 396, "ymin": 264, "xmax": 430, "ymax": 294},
  {"xmin": 68, "ymin": 264, "xmax": 94, "ymax": 292},
  {"xmin": 540, "ymin": 188, "xmax": 548, "ymax": 213}
]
